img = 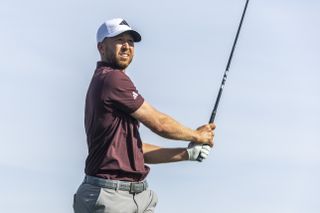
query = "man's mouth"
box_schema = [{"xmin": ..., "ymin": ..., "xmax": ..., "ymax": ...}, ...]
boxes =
[{"xmin": 119, "ymin": 52, "xmax": 130, "ymax": 59}]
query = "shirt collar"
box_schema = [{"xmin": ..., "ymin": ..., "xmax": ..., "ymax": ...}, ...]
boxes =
[{"xmin": 96, "ymin": 61, "xmax": 124, "ymax": 72}]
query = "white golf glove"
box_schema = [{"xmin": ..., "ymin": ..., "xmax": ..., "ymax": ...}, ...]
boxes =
[{"xmin": 186, "ymin": 142, "xmax": 212, "ymax": 162}]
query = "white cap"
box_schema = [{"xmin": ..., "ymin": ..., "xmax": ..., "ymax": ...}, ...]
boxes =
[{"xmin": 96, "ymin": 18, "xmax": 141, "ymax": 43}]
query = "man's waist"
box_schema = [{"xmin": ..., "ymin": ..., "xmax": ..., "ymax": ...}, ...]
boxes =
[
  {"xmin": 84, "ymin": 175, "xmax": 148, "ymax": 194},
  {"xmin": 85, "ymin": 165, "xmax": 150, "ymax": 182}
]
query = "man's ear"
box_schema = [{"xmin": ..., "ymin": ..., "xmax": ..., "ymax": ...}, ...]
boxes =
[{"xmin": 97, "ymin": 42, "xmax": 103, "ymax": 53}]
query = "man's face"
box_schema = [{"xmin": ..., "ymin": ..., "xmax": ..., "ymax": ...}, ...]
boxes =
[{"xmin": 98, "ymin": 32, "xmax": 135, "ymax": 70}]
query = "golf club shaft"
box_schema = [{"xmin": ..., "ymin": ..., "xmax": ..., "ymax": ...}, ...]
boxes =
[{"xmin": 209, "ymin": 0, "xmax": 249, "ymax": 123}]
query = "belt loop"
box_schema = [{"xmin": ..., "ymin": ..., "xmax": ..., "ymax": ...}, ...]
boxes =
[
  {"xmin": 142, "ymin": 181, "xmax": 146, "ymax": 190},
  {"xmin": 116, "ymin": 180, "xmax": 120, "ymax": 191},
  {"xmin": 129, "ymin": 182, "xmax": 134, "ymax": 194}
]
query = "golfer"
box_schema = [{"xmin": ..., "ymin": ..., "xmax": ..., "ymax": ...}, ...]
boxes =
[{"xmin": 73, "ymin": 18, "xmax": 216, "ymax": 213}]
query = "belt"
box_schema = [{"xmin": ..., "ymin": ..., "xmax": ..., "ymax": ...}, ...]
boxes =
[{"xmin": 84, "ymin": 175, "xmax": 148, "ymax": 194}]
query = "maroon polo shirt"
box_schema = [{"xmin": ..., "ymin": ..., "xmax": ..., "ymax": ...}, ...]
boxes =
[{"xmin": 84, "ymin": 61, "xmax": 150, "ymax": 182}]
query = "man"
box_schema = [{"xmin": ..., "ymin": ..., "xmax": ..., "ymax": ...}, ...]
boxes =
[{"xmin": 73, "ymin": 18, "xmax": 216, "ymax": 213}]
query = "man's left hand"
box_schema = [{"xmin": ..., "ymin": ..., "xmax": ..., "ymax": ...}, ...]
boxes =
[{"xmin": 186, "ymin": 142, "xmax": 212, "ymax": 162}]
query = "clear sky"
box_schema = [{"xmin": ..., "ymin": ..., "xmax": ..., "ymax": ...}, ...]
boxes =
[{"xmin": 1, "ymin": 0, "xmax": 319, "ymax": 212}]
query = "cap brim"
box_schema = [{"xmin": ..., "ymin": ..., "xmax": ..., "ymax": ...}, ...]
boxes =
[
  {"xmin": 125, "ymin": 30, "xmax": 141, "ymax": 42},
  {"xmin": 99, "ymin": 29, "xmax": 142, "ymax": 43},
  {"xmin": 112, "ymin": 29, "xmax": 141, "ymax": 42}
]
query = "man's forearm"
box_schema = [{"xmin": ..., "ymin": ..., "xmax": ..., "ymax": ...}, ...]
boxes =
[
  {"xmin": 131, "ymin": 101, "xmax": 214, "ymax": 145},
  {"xmin": 131, "ymin": 102, "xmax": 198, "ymax": 142},
  {"xmin": 143, "ymin": 143, "xmax": 189, "ymax": 164},
  {"xmin": 154, "ymin": 113, "xmax": 197, "ymax": 141}
]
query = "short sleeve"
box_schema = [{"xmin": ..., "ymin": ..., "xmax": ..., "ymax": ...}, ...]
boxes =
[{"xmin": 103, "ymin": 71, "xmax": 144, "ymax": 113}]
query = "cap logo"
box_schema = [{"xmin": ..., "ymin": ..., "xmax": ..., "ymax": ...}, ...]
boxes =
[{"xmin": 119, "ymin": 20, "xmax": 130, "ymax": 27}]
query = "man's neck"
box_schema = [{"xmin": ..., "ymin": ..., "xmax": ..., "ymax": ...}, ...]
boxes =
[{"xmin": 97, "ymin": 61, "xmax": 125, "ymax": 72}]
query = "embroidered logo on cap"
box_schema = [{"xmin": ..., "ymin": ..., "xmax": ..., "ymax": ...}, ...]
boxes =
[{"xmin": 120, "ymin": 20, "xmax": 130, "ymax": 27}]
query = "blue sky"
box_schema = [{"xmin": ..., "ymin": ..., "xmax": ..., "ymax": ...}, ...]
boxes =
[{"xmin": 1, "ymin": 0, "xmax": 319, "ymax": 212}]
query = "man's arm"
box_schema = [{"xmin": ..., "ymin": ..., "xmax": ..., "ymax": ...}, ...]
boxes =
[
  {"xmin": 131, "ymin": 101, "xmax": 215, "ymax": 145},
  {"xmin": 143, "ymin": 143, "xmax": 188, "ymax": 164},
  {"xmin": 143, "ymin": 143, "xmax": 212, "ymax": 164}
]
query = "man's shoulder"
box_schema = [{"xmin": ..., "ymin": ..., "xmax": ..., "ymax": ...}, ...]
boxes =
[{"xmin": 102, "ymin": 70, "xmax": 131, "ymax": 87}]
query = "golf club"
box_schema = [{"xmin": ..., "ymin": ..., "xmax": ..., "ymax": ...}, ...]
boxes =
[
  {"xmin": 197, "ymin": 0, "xmax": 250, "ymax": 161},
  {"xmin": 209, "ymin": 0, "xmax": 250, "ymax": 123}
]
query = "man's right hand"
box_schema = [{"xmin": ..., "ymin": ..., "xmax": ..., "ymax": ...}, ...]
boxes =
[{"xmin": 193, "ymin": 123, "xmax": 216, "ymax": 146}]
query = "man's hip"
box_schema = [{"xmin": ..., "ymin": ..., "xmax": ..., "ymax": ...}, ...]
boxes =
[{"xmin": 73, "ymin": 176, "xmax": 157, "ymax": 213}]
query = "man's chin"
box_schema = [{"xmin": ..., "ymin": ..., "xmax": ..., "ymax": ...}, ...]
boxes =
[
  {"xmin": 117, "ymin": 62, "xmax": 129, "ymax": 70},
  {"xmin": 116, "ymin": 59, "xmax": 132, "ymax": 70}
]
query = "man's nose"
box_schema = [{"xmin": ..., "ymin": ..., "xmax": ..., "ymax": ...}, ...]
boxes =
[{"xmin": 121, "ymin": 41, "xmax": 129, "ymax": 49}]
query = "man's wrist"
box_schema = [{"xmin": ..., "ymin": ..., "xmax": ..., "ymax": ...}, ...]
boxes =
[
  {"xmin": 182, "ymin": 149, "xmax": 189, "ymax": 161},
  {"xmin": 190, "ymin": 130, "xmax": 199, "ymax": 142}
]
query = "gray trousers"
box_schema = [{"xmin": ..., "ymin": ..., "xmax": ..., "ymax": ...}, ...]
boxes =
[{"xmin": 73, "ymin": 182, "xmax": 158, "ymax": 213}]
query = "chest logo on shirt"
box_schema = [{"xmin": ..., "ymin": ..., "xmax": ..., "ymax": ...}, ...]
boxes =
[{"xmin": 132, "ymin": 91, "xmax": 139, "ymax": 100}]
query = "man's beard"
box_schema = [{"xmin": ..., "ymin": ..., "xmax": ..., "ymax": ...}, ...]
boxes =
[{"xmin": 107, "ymin": 54, "xmax": 133, "ymax": 70}]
